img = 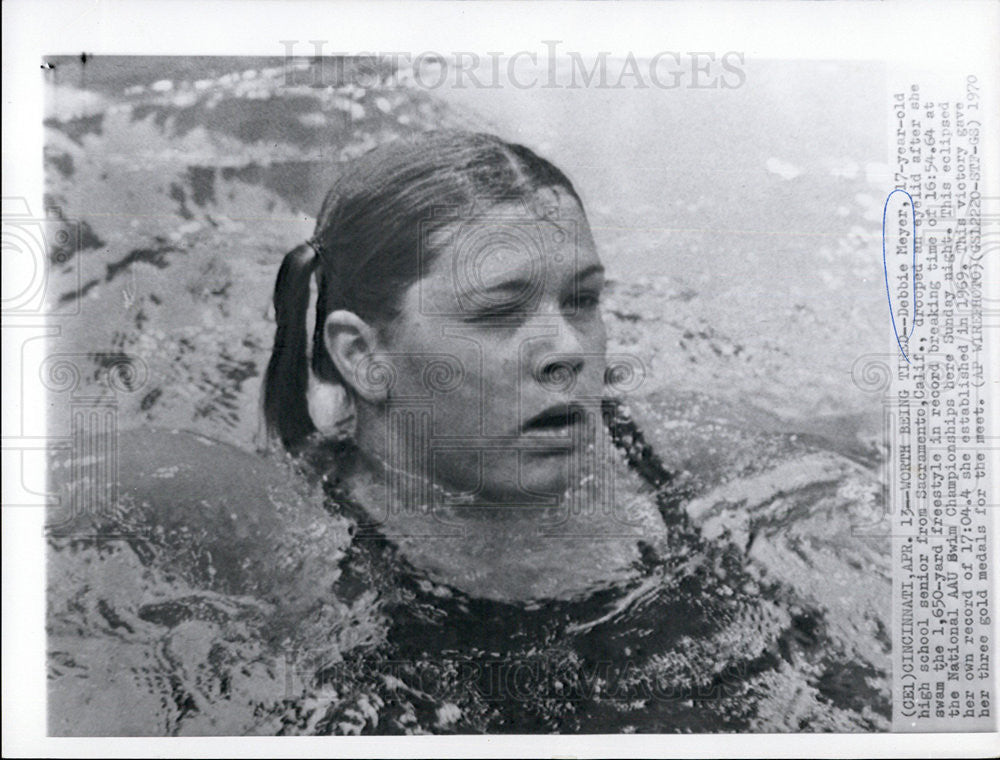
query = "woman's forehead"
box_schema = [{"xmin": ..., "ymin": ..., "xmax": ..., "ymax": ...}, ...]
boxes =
[{"xmin": 419, "ymin": 194, "xmax": 601, "ymax": 306}]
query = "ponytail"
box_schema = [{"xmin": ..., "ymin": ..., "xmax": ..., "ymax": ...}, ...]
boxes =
[{"xmin": 263, "ymin": 242, "xmax": 319, "ymax": 450}]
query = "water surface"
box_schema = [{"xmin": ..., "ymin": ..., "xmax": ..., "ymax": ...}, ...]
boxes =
[{"xmin": 43, "ymin": 56, "xmax": 891, "ymax": 734}]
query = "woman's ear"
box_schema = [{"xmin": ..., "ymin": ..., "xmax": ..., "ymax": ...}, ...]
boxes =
[{"xmin": 322, "ymin": 310, "xmax": 389, "ymax": 403}]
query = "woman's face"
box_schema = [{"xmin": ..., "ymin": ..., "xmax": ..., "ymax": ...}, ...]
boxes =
[{"xmin": 376, "ymin": 189, "xmax": 608, "ymax": 505}]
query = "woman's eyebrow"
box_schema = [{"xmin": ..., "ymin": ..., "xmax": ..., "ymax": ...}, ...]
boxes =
[
  {"xmin": 472, "ymin": 263, "xmax": 605, "ymax": 299},
  {"xmin": 478, "ymin": 277, "xmax": 536, "ymax": 294}
]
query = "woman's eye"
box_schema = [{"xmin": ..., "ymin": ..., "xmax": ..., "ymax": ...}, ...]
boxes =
[
  {"xmin": 468, "ymin": 302, "xmax": 527, "ymax": 323},
  {"xmin": 572, "ymin": 292, "xmax": 601, "ymax": 311}
]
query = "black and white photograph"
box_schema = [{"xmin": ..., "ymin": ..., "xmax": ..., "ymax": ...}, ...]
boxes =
[{"xmin": 2, "ymin": 0, "xmax": 997, "ymax": 756}]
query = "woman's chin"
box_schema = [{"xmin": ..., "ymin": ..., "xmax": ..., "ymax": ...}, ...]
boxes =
[
  {"xmin": 510, "ymin": 455, "xmax": 575, "ymax": 502},
  {"xmin": 430, "ymin": 446, "xmax": 574, "ymax": 505}
]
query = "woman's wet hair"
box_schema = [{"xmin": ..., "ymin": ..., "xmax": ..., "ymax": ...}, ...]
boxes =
[{"xmin": 263, "ymin": 130, "xmax": 586, "ymax": 451}]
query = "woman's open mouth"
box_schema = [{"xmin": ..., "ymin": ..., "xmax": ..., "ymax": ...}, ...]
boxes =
[{"xmin": 521, "ymin": 402, "xmax": 591, "ymax": 440}]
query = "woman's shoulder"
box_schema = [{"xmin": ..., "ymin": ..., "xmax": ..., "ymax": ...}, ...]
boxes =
[
  {"xmin": 46, "ymin": 427, "xmax": 356, "ymax": 735},
  {"xmin": 628, "ymin": 391, "xmax": 891, "ymax": 668},
  {"xmin": 624, "ymin": 390, "xmax": 885, "ymax": 527},
  {"xmin": 48, "ymin": 427, "xmax": 352, "ymax": 595}
]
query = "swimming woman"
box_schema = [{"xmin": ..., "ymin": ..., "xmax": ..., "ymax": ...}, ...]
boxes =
[
  {"xmin": 48, "ymin": 131, "xmax": 891, "ymax": 735},
  {"xmin": 263, "ymin": 131, "xmax": 675, "ymax": 602}
]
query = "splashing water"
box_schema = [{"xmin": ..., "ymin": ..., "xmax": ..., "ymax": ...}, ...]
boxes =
[{"xmin": 44, "ymin": 57, "xmax": 890, "ymax": 735}]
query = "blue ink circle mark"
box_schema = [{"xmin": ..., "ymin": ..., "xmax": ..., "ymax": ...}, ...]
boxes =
[{"xmin": 882, "ymin": 189, "xmax": 917, "ymax": 364}]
